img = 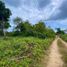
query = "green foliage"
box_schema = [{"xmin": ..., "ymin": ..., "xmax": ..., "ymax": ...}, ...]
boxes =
[
  {"xmin": 0, "ymin": 1, "xmax": 11, "ymax": 21},
  {"xmin": 13, "ymin": 17, "xmax": 24, "ymax": 32},
  {"xmin": 0, "ymin": 1, "xmax": 11, "ymax": 36},
  {"xmin": 56, "ymin": 28, "xmax": 65, "ymax": 35},
  {"xmin": 0, "ymin": 37, "xmax": 53, "ymax": 67},
  {"xmin": 13, "ymin": 19, "xmax": 55, "ymax": 39},
  {"xmin": 23, "ymin": 20, "xmax": 33, "ymax": 31},
  {"xmin": 33, "ymin": 21, "xmax": 46, "ymax": 33},
  {"xmin": 44, "ymin": 28, "xmax": 55, "ymax": 38},
  {"xmin": 4, "ymin": 21, "xmax": 11, "ymax": 29},
  {"xmin": 13, "ymin": 17, "xmax": 22, "ymax": 25},
  {"xmin": 60, "ymin": 34, "xmax": 67, "ymax": 42}
]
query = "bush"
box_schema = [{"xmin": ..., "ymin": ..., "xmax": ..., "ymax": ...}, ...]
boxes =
[
  {"xmin": 60, "ymin": 34, "xmax": 67, "ymax": 42},
  {"xmin": 0, "ymin": 37, "xmax": 53, "ymax": 67}
]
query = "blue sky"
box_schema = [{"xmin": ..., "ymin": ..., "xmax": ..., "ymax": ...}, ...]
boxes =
[{"xmin": 3, "ymin": 0, "xmax": 67, "ymax": 31}]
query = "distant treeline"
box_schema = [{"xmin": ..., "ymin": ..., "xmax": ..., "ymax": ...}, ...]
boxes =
[{"xmin": 7, "ymin": 17, "xmax": 55, "ymax": 38}]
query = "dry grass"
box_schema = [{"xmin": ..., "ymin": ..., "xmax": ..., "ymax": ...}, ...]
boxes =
[{"xmin": 58, "ymin": 40, "xmax": 67, "ymax": 67}]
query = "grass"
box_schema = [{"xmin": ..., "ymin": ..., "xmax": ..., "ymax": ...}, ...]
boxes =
[
  {"xmin": 60, "ymin": 34, "xmax": 67, "ymax": 42},
  {"xmin": 58, "ymin": 40, "xmax": 67, "ymax": 67},
  {"xmin": 0, "ymin": 37, "xmax": 53, "ymax": 67}
]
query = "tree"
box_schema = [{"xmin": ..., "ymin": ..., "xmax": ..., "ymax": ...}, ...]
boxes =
[
  {"xmin": 0, "ymin": 1, "xmax": 11, "ymax": 36},
  {"xmin": 34, "ymin": 21, "xmax": 46, "ymax": 33},
  {"xmin": 22, "ymin": 20, "xmax": 34, "ymax": 36},
  {"xmin": 44, "ymin": 28, "xmax": 55, "ymax": 38},
  {"xmin": 13, "ymin": 18, "xmax": 33, "ymax": 36},
  {"xmin": 23, "ymin": 20, "xmax": 33, "ymax": 31},
  {"xmin": 13, "ymin": 17, "xmax": 23, "ymax": 31},
  {"xmin": 14, "ymin": 18, "xmax": 33, "ymax": 32},
  {"xmin": 13, "ymin": 17, "xmax": 22, "ymax": 25},
  {"xmin": 56, "ymin": 28, "xmax": 65, "ymax": 35}
]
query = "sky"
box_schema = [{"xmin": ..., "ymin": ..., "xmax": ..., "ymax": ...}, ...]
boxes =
[{"xmin": 3, "ymin": 0, "xmax": 67, "ymax": 31}]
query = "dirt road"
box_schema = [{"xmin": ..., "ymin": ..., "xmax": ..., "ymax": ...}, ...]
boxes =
[{"xmin": 46, "ymin": 38, "xmax": 63, "ymax": 67}]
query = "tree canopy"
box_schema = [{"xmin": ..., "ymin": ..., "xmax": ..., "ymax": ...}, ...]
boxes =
[{"xmin": 0, "ymin": 1, "xmax": 12, "ymax": 36}]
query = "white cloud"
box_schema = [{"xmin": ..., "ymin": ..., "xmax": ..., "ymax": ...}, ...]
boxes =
[
  {"xmin": 5, "ymin": 0, "xmax": 67, "ymax": 29},
  {"xmin": 5, "ymin": 0, "xmax": 63, "ymax": 22}
]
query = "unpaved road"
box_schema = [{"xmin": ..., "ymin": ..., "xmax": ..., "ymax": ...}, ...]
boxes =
[{"xmin": 46, "ymin": 38, "xmax": 63, "ymax": 67}]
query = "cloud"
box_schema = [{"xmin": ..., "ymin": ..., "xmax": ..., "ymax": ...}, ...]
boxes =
[
  {"xmin": 49, "ymin": 0, "xmax": 67, "ymax": 20},
  {"xmin": 45, "ymin": 20, "xmax": 67, "ymax": 30},
  {"xmin": 4, "ymin": 0, "xmax": 67, "ymax": 20},
  {"xmin": 38, "ymin": 0, "xmax": 51, "ymax": 9},
  {"xmin": 4, "ymin": 0, "xmax": 67, "ymax": 30},
  {"xmin": 4, "ymin": 0, "xmax": 22, "ymax": 7},
  {"xmin": 4, "ymin": 0, "xmax": 50, "ymax": 8},
  {"xmin": 58, "ymin": 0, "xmax": 67, "ymax": 19}
]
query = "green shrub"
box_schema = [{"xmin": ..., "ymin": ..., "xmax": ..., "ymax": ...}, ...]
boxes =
[
  {"xmin": 0, "ymin": 37, "xmax": 53, "ymax": 67},
  {"xmin": 60, "ymin": 34, "xmax": 67, "ymax": 42}
]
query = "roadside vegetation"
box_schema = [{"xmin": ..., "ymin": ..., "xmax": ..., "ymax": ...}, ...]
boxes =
[
  {"xmin": 60, "ymin": 34, "xmax": 67, "ymax": 42},
  {"xmin": 58, "ymin": 39, "xmax": 67, "ymax": 67},
  {"xmin": 56, "ymin": 28, "xmax": 67, "ymax": 42},
  {"xmin": 0, "ymin": 37, "xmax": 53, "ymax": 67}
]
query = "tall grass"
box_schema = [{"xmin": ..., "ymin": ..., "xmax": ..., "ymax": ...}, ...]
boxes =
[
  {"xmin": 0, "ymin": 37, "xmax": 53, "ymax": 67},
  {"xmin": 58, "ymin": 40, "xmax": 67, "ymax": 67},
  {"xmin": 60, "ymin": 34, "xmax": 67, "ymax": 42}
]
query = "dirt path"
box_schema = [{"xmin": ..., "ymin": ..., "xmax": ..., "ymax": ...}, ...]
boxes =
[{"xmin": 46, "ymin": 38, "xmax": 63, "ymax": 67}]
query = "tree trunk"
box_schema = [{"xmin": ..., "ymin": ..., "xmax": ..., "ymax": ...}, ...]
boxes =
[{"xmin": 2, "ymin": 20, "xmax": 6, "ymax": 37}]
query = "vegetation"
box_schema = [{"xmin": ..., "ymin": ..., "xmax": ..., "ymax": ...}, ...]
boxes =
[
  {"xmin": 0, "ymin": 1, "xmax": 11, "ymax": 36},
  {"xmin": 58, "ymin": 40, "xmax": 67, "ymax": 67},
  {"xmin": 56, "ymin": 28, "xmax": 67, "ymax": 42},
  {"xmin": 0, "ymin": 1, "xmax": 56, "ymax": 67},
  {"xmin": 1, "ymin": 0, "xmax": 67, "ymax": 67},
  {"xmin": 13, "ymin": 18, "xmax": 55, "ymax": 38},
  {"xmin": 56, "ymin": 28, "xmax": 65, "ymax": 35},
  {"xmin": 60, "ymin": 34, "xmax": 67, "ymax": 42},
  {"xmin": 0, "ymin": 37, "xmax": 53, "ymax": 67}
]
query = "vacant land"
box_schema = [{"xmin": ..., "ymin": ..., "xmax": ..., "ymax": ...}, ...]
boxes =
[
  {"xmin": 0, "ymin": 37, "xmax": 53, "ymax": 67},
  {"xmin": 0, "ymin": 36, "xmax": 67, "ymax": 67}
]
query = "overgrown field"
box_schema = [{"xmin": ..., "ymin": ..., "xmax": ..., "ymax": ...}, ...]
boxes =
[
  {"xmin": 60, "ymin": 34, "xmax": 67, "ymax": 42},
  {"xmin": 58, "ymin": 40, "xmax": 67, "ymax": 67},
  {"xmin": 0, "ymin": 37, "xmax": 53, "ymax": 67}
]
